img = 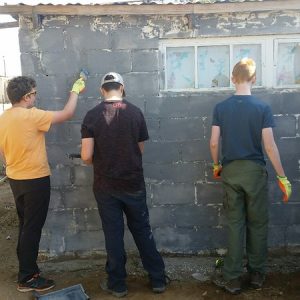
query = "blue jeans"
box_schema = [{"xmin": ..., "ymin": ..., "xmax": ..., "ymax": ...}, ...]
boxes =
[{"xmin": 94, "ymin": 188, "xmax": 165, "ymax": 292}]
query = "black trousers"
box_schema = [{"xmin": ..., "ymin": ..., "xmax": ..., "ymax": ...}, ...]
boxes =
[{"xmin": 9, "ymin": 176, "xmax": 50, "ymax": 283}]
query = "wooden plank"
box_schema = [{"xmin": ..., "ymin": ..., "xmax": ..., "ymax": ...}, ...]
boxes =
[
  {"xmin": 34, "ymin": 4, "xmax": 194, "ymax": 15},
  {"xmin": 194, "ymin": 0, "xmax": 300, "ymax": 13},
  {"xmin": 0, "ymin": 0, "xmax": 299, "ymax": 16},
  {"xmin": 0, "ymin": 6, "xmax": 32, "ymax": 14},
  {"xmin": 0, "ymin": 21, "xmax": 18, "ymax": 28},
  {"xmin": 0, "ymin": 4, "xmax": 193, "ymax": 15}
]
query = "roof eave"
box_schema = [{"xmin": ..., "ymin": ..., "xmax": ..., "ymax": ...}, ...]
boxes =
[{"xmin": 0, "ymin": 0, "xmax": 299, "ymax": 16}]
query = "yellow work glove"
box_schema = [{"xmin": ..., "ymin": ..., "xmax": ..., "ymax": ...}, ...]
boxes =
[
  {"xmin": 213, "ymin": 163, "xmax": 222, "ymax": 179},
  {"xmin": 71, "ymin": 78, "xmax": 85, "ymax": 95},
  {"xmin": 277, "ymin": 175, "xmax": 292, "ymax": 203}
]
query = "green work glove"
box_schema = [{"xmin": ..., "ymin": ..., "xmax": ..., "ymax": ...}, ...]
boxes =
[
  {"xmin": 71, "ymin": 78, "xmax": 85, "ymax": 95},
  {"xmin": 213, "ymin": 163, "xmax": 222, "ymax": 179},
  {"xmin": 215, "ymin": 258, "xmax": 224, "ymax": 268},
  {"xmin": 277, "ymin": 175, "xmax": 292, "ymax": 203}
]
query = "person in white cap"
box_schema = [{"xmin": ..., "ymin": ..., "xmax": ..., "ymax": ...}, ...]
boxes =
[{"xmin": 81, "ymin": 72, "xmax": 167, "ymax": 298}]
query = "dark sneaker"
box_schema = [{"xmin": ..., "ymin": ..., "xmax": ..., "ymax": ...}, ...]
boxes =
[
  {"xmin": 250, "ymin": 272, "xmax": 265, "ymax": 289},
  {"xmin": 152, "ymin": 284, "xmax": 166, "ymax": 294},
  {"xmin": 151, "ymin": 275, "xmax": 170, "ymax": 294},
  {"xmin": 100, "ymin": 281, "xmax": 128, "ymax": 298},
  {"xmin": 212, "ymin": 273, "xmax": 242, "ymax": 295},
  {"xmin": 17, "ymin": 274, "xmax": 55, "ymax": 292}
]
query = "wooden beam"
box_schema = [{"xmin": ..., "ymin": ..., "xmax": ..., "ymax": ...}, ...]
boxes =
[
  {"xmin": 0, "ymin": 0, "xmax": 299, "ymax": 16},
  {"xmin": 0, "ymin": 21, "xmax": 18, "ymax": 28},
  {"xmin": 194, "ymin": 0, "xmax": 300, "ymax": 14}
]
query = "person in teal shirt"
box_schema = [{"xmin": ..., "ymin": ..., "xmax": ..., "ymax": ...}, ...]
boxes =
[{"xmin": 210, "ymin": 58, "xmax": 291, "ymax": 294}]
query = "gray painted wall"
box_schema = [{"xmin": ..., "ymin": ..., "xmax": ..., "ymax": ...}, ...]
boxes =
[{"xmin": 18, "ymin": 10, "xmax": 300, "ymax": 256}]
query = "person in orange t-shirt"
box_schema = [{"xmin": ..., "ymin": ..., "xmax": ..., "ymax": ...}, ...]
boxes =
[{"xmin": 0, "ymin": 76, "xmax": 85, "ymax": 293}]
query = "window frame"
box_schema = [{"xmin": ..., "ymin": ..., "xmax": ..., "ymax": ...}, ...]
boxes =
[{"xmin": 160, "ymin": 35, "xmax": 300, "ymax": 92}]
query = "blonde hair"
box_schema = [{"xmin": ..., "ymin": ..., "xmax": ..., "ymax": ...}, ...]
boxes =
[{"xmin": 232, "ymin": 58, "xmax": 256, "ymax": 83}]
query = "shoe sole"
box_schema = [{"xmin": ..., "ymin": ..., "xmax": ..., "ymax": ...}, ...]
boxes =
[
  {"xmin": 213, "ymin": 279, "xmax": 241, "ymax": 295},
  {"xmin": 224, "ymin": 286, "xmax": 242, "ymax": 295},
  {"xmin": 103, "ymin": 289, "xmax": 128, "ymax": 298},
  {"xmin": 17, "ymin": 284, "xmax": 55, "ymax": 293},
  {"xmin": 100, "ymin": 283, "xmax": 128, "ymax": 298},
  {"xmin": 250, "ymin": 283, "xmax": 263, "ymax": 289},
  {"xmin": 152, "ymin": 286, "xmax": 166, "ymax": 293},
  {"xmin": 212, "ymin": 279, "xmax": 225, "ymax": 288}
]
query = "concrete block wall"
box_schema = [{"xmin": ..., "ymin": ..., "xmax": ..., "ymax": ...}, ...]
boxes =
[{"xmin": 17, "ymin": 10, "xmax": 300, "ymax": 256}]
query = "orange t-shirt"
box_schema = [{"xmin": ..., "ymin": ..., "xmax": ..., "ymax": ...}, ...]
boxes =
[{"xmin": 0, "ymin": 107, "xmax": 54, "ymax": 180}]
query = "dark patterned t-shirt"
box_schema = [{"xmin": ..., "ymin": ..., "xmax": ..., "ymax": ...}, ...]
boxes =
[{"xmin": 81, "ymin": 99, "xmax": 149, "ymax": 192}]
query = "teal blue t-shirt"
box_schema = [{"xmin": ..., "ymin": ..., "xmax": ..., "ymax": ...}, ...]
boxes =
[{"xmin": 212, "ymin": 95, "xmax": 275, "ymax": 166}]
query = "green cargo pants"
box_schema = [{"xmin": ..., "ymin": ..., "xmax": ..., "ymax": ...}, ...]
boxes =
[{"xmin": 221, "ymin": 160, "xmax": 268, "ymax": 280}]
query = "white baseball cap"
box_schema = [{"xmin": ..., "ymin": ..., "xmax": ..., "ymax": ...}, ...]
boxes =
[{"xmin": 101, "ymin": 72, "xmax": 124, "ymax": 87}]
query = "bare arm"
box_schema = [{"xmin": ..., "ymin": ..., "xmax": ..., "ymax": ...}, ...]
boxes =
[
  {"xmin": 210, "ymin": 126, "xmax": 221, "ymax": 164},
  {"xmin": 81, "ymin": 138, "xmax": 94, "ymax": 165},
  {"xmin": 262, "ymin": 127, "xmax": 285, "ymax": 176},
  {"xmin": 138, "ymin": 142, "xmax": 145, "ymax": 154},
  {"xmin": 51, "ymin": 91, "xmax": 79, "ymax": 124}
]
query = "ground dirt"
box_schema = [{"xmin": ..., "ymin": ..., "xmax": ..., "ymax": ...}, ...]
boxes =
[{"xmin": 0, "ymin": 181, "xmax": 299, "ymax": 300}]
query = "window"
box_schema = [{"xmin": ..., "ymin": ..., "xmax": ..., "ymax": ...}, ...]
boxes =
[
  {"xmin": 161, "ymin": 35, "xmax": 300, "ymax": 91},
  {"xmin": 197, "ymin": 45, "xmax": 230, "ymax": 88},
  {"xmin": 275, "ymin": 40, "xmax": 300, "ymax": 86},
  {"xmin": 166, "ymin": 47, "xmax": 195, "ymax": 89}
]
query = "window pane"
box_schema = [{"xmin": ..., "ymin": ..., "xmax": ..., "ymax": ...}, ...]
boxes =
[
  {"xmin": 166, "ymin": 47, "xmax": 195, "ymax": 89},
  {"xmin": 277, "ymin": 42, "xmax": 300, "ymax": 86},
  {"xmin": 197, "ymin": 45, "xmax": 230, "ymax": 88},
  {"xmin": 233, "ymin": 44, "xmax": 262, "ymax": 86}
]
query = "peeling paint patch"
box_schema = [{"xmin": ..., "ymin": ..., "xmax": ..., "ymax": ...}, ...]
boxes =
[
  {"xmin": 90, "ymin": 15, "xmax": 144, "ymax": 33},
  {"xmin": 39, "ymin": 51, "xmax": 50, "ymax": 75},
  {"xmin": 167, "ymin": 17, "xmax": 190, "ymax": 35},
  {"xmin": 193, "ymin": 11, "xmax": 300, "ymax": 36},
  {"xmin": 19, "ymin": 15, "xmax": 34, "ymax": 30},
  {"xmin": 42, "ymin": 15, "xmax": 69, "ymax": 26},
  {"xmin": 216, "ymin": 12, "xmax": 266, "ymax": 32},
  {"xmin": 142, "ymin": 16, "xmax": 189, "ymax": 39},
  {"xmin": 59, "ymin": 237, "xmax": 66, "ymax": 253},
  {"xmin": 142, "ymin": 23, "xmax": 160, "ymax": 39},
  {"xmin": 90, "ymin": 17, "xmax": 117, "ymax": 33},
  {"xmin": 294, "ymin": 15, "xmax": 300, "ymax": 27}
]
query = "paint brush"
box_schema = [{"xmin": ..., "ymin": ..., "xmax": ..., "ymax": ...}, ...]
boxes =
[{"xmin": 79, "ymin": 68, "xmax": 89, "ymax": 81}]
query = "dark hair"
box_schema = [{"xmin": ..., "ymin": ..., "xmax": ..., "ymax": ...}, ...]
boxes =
[
  {"xmin": 102, "ymin": 82, "xmax": 123, "ymax": 92},
  {"xmin": 6, "ymin": 76, "xmax": 36, "ymax": 104},
  {"xmin": 101, "ymin": 75, "xmax": 125, "ymax": 97}
]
